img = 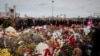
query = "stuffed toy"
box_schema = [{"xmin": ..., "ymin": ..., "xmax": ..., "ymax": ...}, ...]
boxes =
[
  {"xmin": 0, "ymin": 48, "xmax": 11, "ymax": 56},
  {"xmin": 5, "ymin": 26, "xmax": 17, "ymax": 36}
]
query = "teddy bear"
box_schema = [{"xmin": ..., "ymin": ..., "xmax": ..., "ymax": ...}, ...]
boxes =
[
  {"xmin": 5, "ymin": 26, "xmax": 17, "ymax": 37},
  {"xmin": 0, "ymin": 48, "xmax": 12, "ymax": 56}
]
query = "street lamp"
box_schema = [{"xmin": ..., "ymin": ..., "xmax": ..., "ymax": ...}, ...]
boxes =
[
  {"xmin": 5, "ymin": 3, "xmax": 8, "ymax": 19},
  {"xmin": 13, "ymin": 5, "xmax": 16, "ymax": 18},
  {"xmin": 52, "ymin": 0, "xmax": 54, "ymax": 19}
]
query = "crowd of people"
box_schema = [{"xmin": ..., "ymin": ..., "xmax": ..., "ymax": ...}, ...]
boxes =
[
  {"xmin": 0, "ymin": 17, "xmax": 100, "ymax": 56},
  {"xmin": 0, "ymin": 17, "xmax": 83, "ymax": 30}
]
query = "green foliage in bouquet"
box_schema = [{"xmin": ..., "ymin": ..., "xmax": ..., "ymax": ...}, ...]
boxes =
[
  {"xmin": 14, "ymin": 32, "xmax": 37, "ymax": 55},
  {"xmin": 58, "ymin": 43, "xmax": 73, "ymax": 56},
  {"xmin": 32, "ymin": 33, "xmax": 43, "ymax": 42}
]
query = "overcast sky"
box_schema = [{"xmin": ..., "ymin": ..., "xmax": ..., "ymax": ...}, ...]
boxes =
[{"xmin": 0, "ymin": 0, "xmax": 100, "ymax": 18}]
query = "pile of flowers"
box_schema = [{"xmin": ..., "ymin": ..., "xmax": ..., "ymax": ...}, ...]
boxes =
[{"xmin": 0, "ymin": 24, "xmax": 93, "ymax": 56}]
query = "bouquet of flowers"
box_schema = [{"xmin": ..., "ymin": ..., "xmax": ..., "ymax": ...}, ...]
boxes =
[{"xmin": 58, "ymin": 43, "xmax": 73, "ymax": 56}]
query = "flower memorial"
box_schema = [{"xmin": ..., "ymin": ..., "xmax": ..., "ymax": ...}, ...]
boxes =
[{"xmin": 0, "ymin": 24, "xmax": 93, "ymax": 56}]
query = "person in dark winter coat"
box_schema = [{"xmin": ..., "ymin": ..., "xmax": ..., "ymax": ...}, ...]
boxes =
[{"xmin": 91, "ymin": 22, "xmax": 100, "ymax": 56}]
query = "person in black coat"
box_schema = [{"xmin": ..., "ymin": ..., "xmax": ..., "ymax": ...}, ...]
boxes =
[{"xmin": 91, "ymin": 22, "xmax": 100, "ymax": 56}]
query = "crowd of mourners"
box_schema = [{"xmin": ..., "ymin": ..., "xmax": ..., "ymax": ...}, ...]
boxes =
[
  {"xmin": 0, "ymin": 17, "xmax": 100, "ymax": 29},
  {"xmin": 0, "ymin": 17, "xmax": 100, "ymax": 56}
]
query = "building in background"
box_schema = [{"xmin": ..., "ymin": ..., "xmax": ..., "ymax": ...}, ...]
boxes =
[
  {"xmin": 0, "ymin": 12, "xmax": 20, "ymax": 18},
  {"xmin": 0, "ymin": 4, "xmax": 20, "ymax": 18}
]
